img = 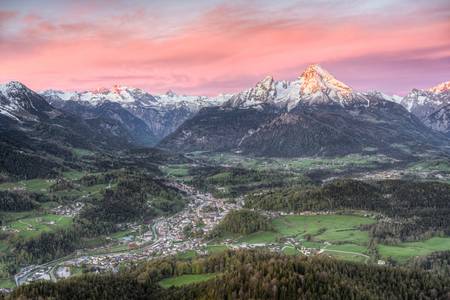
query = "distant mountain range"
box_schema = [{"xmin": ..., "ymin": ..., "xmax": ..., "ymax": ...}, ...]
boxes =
[
  {"xmin": 1, "ymin": 64, "xmax": 449, "ymax": 165},
  {"xmin": 41, "ymin": 86, "xmax": 231, "ymax": 143},
  {"xmin": 398, "ymin": 82, "xmax": 450, "ymax": 136}
]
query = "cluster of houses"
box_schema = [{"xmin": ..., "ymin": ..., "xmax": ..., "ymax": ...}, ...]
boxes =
[
  {"xmin": 15, "ymin": 265, "xmax": 51, "ymax": 286},
  {"xmin": 11, "ymin": 182, "xmax": 346, "ymax": 289},
  {"xmin": 51, "ymin": 201, "xmax": 84, "ymax": 217}
]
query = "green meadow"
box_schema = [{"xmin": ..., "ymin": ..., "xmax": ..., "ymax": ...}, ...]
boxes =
[
  {"xmin": 378, "ymin": 237, "xmax": 450, "ymax": 263},
  {"xmin": 9, "ymin": 214, "xmax": 73, "ymax": 238},
  {"xmin": 159, "ymin": 273, "xmax": 219, "ymax": 288}
]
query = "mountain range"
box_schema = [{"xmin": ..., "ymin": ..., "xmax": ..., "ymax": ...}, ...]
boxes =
[
  {"xmin": 42, "ymin": 86, "xmax": 231, "ymax": 143},
  {"xmin": 160, "ymin": 65, "xmax": 449, "ymax": 157},
  {"xmin": 38, "ymin": 65, "xmax": 450, "ymax": 141},
  {"xmin": 1, "ymin": 64, "xmax": 449, "ymax": 168},
  {"xmin": 0, "ymin": 81, "xmax": 140, "ymax": 179}
]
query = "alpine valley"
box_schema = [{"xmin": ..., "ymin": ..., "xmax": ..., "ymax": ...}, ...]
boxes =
[{"xmin": 1, "ymin": 65, "xmax": 450, "ymax": 299}]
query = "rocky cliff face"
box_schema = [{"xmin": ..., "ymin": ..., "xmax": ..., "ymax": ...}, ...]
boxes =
[{"xmin": 398, "ymin": 81, "xmax": 449, "ymax": 135}]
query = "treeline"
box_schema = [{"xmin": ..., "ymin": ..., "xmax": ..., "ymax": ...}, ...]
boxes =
[
  {"xmin": 86, "ymin": 147, "xmax": 188, "ymax": 176},
  {"xmin": 7, "ymin": 250, "xmax": 450, "ymax": 299},
  {"xmin": 0, "ymin": 191, "xmax": 49, "ymax": 213},
  {"xmin": 0, "ymin": 143, "xmax": 60, "ymax": 180},
  {"xmin": 80, "ymin": 172, "xmax": 185, "ymax": 223},
  {"xmin": 245, "ymin": 179, "xmax": 450, "ymax": 243},
  {"xmin": 209, "ymin": 209, "xmax": 272, "ymax": 237},
  {"xmin": 10, "ymin": 229, "xmax": 81, "ymax": 266},
  {"xmin": 407, "ymin": 251, "xmax": 450, "ymax": 277},
  {"xmin": 189, "ymin": 165, "xmax": 310, "ymax": 197}
]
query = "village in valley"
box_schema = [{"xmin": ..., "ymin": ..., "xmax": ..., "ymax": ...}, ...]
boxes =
[{"xmin": 11, "ymin": 180, "xmax": 351, "ymax": 289}]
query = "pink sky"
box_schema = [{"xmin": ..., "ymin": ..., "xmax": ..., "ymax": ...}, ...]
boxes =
[{"xmin": 0, "ymin": 0, "xmax": 449, "ymax": 95}]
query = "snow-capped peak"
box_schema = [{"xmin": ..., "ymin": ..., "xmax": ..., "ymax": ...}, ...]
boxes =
[
  {"xmin": 258, "ymin": 75, "xmax": 275, "ymax": 89},
  {"xmin": 224, "ymin": 64, "xmax": 370, "ymax": 109},
  {"xmin": 0, "ymin": 81, "xmax": 30, "ymax": 96},
  {"xmin": 399, "ymin": 81, "xmax": 450, "ymax": 120},
  {"xmin": 298, "ymin": 64, "xmax": 352, "ymax": 96},
  {"xmin": 41, "ymin": 85, "xmax": 232, "ymax": 112},
  {"xmin": 364, "ymin": 90, "xmax": 403, "ymax": 104},
  {"xmin": 42, "ymin": 85, "xmax": 158, "ymax": 107},
  {"xmin": 428, "ymin": 81, "xmax": 450, "ymax": 94},
  {"xmin": 1, "ymin": 81, "xmax": 53, "ymax": 121}
]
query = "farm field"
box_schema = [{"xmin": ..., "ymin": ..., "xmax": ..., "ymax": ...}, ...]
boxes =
[
  {"xmin": 272, "ymin": 214, "xmax": 375, "ymax": 242},
  {"xmin": 160, "ymin": 164, "xmax": 192, "ymax": 178},
  {"xmin": 217, "ymin": 214, "xmax": 375, "ymax": 262},
  {"xmin": 406, "ymin": 159, "xmax": 450, "ymax": 173},
  {"xmin": 239, "ymin": 231, "xmax": 279, "ymax": 244},
  {"xmin": 218, "ymin": 214, "xmax": 375, "ymax": 247},
  {"xmin": 322, "ymin": 251, "xmax": 368, "ymax": 263},
  {"xmin": 8, "ymin": 214, "xmax": 73, "ymax": 238},
  {"xmin": 282, "ymin": 246, "xmax": 300, "ymax": 255},
  {"xmin": 158, "ymin": 273, "xmax": 219, "ymax": 288},
  {"xmin": 0, "ymin": 172, "xmax": 109, "ymax": 196},
  {"xmin": 190, "ymin": 152, "xmax": 395, "ymax": 173},
  {"xmin": 378, "ymin": 237, "xmax": 450, "ymax": 263},
  {"xmin": 177, "ymin": 250, "xmax": 197, "ymax": 260},
  {"xmin": 0, "ymin": 178, "xmax": 53, "ymax": 193},
  {"xmin": 206, "ymin": 244, "xmax": 229, "ymax": 254},
  {"xmin": 325, "ymin": 243, "xmax": 368, "ymax": 253},
  {"xmin": 0, "ymin": 278, "xmax": 15, "ymax": 289}
]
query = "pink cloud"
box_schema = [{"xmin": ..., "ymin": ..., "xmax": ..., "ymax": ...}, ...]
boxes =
[
  {"xmin": 0, "ymin": 10, "xmax": 17, "ymax": 30},
  {"xmin": 0, "ymin": 3, "xmax": 449, "ymax": 95}
]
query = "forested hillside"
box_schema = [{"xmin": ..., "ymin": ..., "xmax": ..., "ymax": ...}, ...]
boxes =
[
  {"xmin": 5, "ymin": 250, "xmax": 449, "ymax": 299},
  {"xmin": 0, "ymin": 171, "xmax": 186, "ymax": 277},
  {"xmin": 209, "ymin": 210, "xmax": 272, "ymax": 237},
  {"xmin": 245, "ymin": 179, "xmax": 450, "ymax": 243}
]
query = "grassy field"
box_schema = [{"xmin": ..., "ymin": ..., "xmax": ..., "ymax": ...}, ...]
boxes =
[
  {"xmin": 219, "ymin": 215, "xmax": 374, "ymax": 248},
  {"xmin": 0, "ymin": 178, "xmax": 53, "ymax": 193},
  {"xmin": 191, "ymin": 152, "xmax": 394, "ymax": 174},
  {"xmin": 0, "ymin": 171, "xmax": 107, "ymax": 195},
  {"xmin": 272, "ymin": 215, "xmax": 375, "ymax": 244},
  {"xmin": 301, "ymin": 241, "xmax": 324, "ymax": 249},
  {"xmin": 325, "ymin": 243, "xmax": 368, "ymax": 253},
  {"xmin": 322, "ymin": 251, "xmax": 368, "ymax": 263},
  {"xmin": 239, "ymin": 231, "xmax": 279, "ymax": 244},
  {"xmin": 282, "ymin": 246, "xmax": 300, "ymax": 255},
  {"xmin": 177, "ymin": 250, "xmax": 197, "ymax": 260},
  {"xmin": 52, "ymin": 183, "xmax": 110, "ymax": 199},
  {"xmin": 159, "ymin": 273, "xmax": 219, "ymax": 288},
  {"xmin": 219, "ymin": 214, "xmax": 375, "ymax": 263},
  {"xmin": 0, "ymin": 278, "xmax": 15, "ymax": 289},
  {"xmin": 160, "ymin": 164, "xmax": 191, "ymax": 177},
  {"xmin": 109, "ymin": 229, "xmax": 136, "ymax": 240},
  {"xmin": 315, "ymin": 229, "xmax": 371, "ymax": 245},
  {"xmin": 378, "ymin": 237, "xmax": 450, "ymax": 263},
  {"xmin": 407, "ymin": 159, "xmax": 450, "ymax": 173},
  {"xmin": 9, "ymin": 214, "xmax": 73, "ymax": 238},
  {"xmin": 72, "ymin": 148, "xmax": 95, "ymax": 157},
  {"xmin": 0, "ymin": 240, "xmax": 9, "ymax": 253},
  {"xmin": 70, "ymin": 266, "xmax": 84, "ymax": 277},
  {"xmin": 206, "ymin": 244, "xmax": 229, "ymax": 254}
]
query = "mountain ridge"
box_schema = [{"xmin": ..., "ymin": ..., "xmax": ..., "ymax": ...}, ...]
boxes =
[
  {"xmin": 2, "ymin": 64, "xmax": 449, "ymax": 153},
  {"xmin": 159, "ymin": 65, "xmax": 449, "ymax": 157}
]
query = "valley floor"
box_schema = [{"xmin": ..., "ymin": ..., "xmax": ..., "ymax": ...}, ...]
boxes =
[
  {"xmin": 9, "ymin": 181, "xmax": 450, "ymax": 289},
  {"xmin": 2, "ymin": 152, "xmax": 450, "ymax": 292}
]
